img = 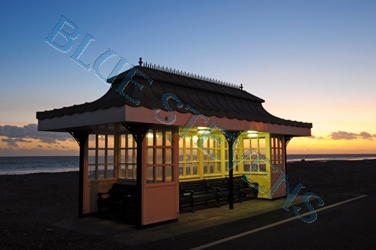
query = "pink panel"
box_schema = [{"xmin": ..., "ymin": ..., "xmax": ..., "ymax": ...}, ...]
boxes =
[{"xmin": 142, "ymin": 184, "xmax": 179, "ymax": 225}]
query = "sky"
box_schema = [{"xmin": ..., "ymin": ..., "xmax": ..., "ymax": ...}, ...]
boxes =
[{"xmin": 0, "ymin": 0, "xmax": 375, "ymax": 156}]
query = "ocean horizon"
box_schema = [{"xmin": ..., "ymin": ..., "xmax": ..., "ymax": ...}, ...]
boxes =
[{"xmin": 0, "ymin": 154, "xmax": 375, "ymax": 175}]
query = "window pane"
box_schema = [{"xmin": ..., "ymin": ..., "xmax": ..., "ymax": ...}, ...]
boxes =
[
  {"xmin": 244, "ymin": 148, "xmax": 252, "ymax": 161},
  {"xmin": 98, "ymin": 150, "xmax": 105, "ymax": 164},
  {"xmin": 128, "ymin": 165, "xmax": 133, "ymax": 179},
  {"xmin": 192, "ymin": 149, "xmax": 198, "ymax": 161},
  {"xmin": 243, "ymin": 138, "xmax": 249, "ymax": 150},
  {"xmin": 244, "ymin": 163, "xmax": 250, "ymax": 172},
  {"xmin": 127, "ymin": 149, "xmax": 135, "ymax": 163},
  {"xmin": 252, "ymin": 163, "xmax": 258, "ymax": 172},
  {"xmin": 107, "ymin": 165, "xmax": 114, "ymax": 178},
  {"xmin": 88, "ymin": 134, "xmax": 96, "ymax": 148},
  {"xmin": 179, "ymin": 138, "xmax": 184, "ymax": 148},
  {"xmin": 216, "ymin": 162, "xmax": 221, "ymax": 172},
  {"xmin": 121, "ymin": 135, "xmax": 126, "ymax": 148},
  {"xmin": 133, "ymin": 166, "xmax": 137, "ymax": 179},
  {"xmin": 98, "ymin": 165, "xmax": 105, "ymax": 179},
  {"xmin": 88, "ymin": 165, "xmax": 96, "ymax": 180},
  {"xmin": 120, "ymin": 164, "xmax": 125, "ymax": 178},
  {"xmin": 156, "ymin": 148, "xmax": 163, "ymax": 164},
  {"xmin": 98, "ymin": 135, "xmax": 105, "ymax": 148},
  {"xmin": 250, "ymin": 138, "xmax": 257, "ymax": 149},
  {"xmin": 204, "ymin": 163, "xmax": 208, "ymax": 174},
  {"xmin": 148, "ymin": 148, "xmax": 154, "ymax": 164},
  {"xmin": 208, "ymin": 138, "xmax": 213, "ymax": 148},
  {"xmin": 259, "ymin": 138, "xmax": 265, "ymax": 148},
  {"xmin": 147, "ymin": 132, "xmax": 153, "ymax": 146},
  {"xmin": 260, "ymin": 161, "xmax": 266, "ymax": 172},
  {"xmin": 179, "ymin": 149, "xmax": 184, "ymax": 161},
  {"xmin": 156, "ymin": 166, "xmax": 163, "ymax": 182},
  {"xmin": 88, "ymin": 150, "xmax": 96, "ymax": 164},
  {"xmin": 192, "ymin": 135, "xmax": 198, "ymax": 147},
  {"xmin": 120, "ymin": 149, "xmax": 125, "ymax": 163},
  {"xmin": 179, "ymin": 164, "xmax": 184, "ymax": 176},
  {"xmin": 165, "ymin": 131, "xmax": 172, "ymax": 146},
  {"xmin": 128, "ymin": 134, "xmax": 135, "ymax": 147},
  {"xmin": 260, "ymin": 148, "xmax": 266, "ymax": 158},
  {"xmin": 203, "ymin": 154, "xmax": 208, "ymax": 161},
  {"xmin": 186, "ymin": 163, "xmax": 191, "ymax": 175},
  {"xmin": 147, "ymin": 167, "xmax": 154, "ymax": 183},
  {"xmin": 156, "ymin": 131, "xmax": 163, "ymax": 146},
  {"xmin": 165, "ymin": 166, "xmax": 173, "ymax": 182},
  {"xmin": 193, "ymin": 163, "xmax": 198, "ymax": 175},
  {"xmin": 185, "ymin": 136, "xmax": 191, "ymax": 148},
  {"xmin": 165, "ymin": 148, "xmax": 172, "ymax": 164},
  {"xmin": 185, "ymin": 149, "xmax": 191, "ymax": 161},
  {"xmin": 108, "ymin": 150, "xmax": 114, "ymax": 163},
  {"xmin": 107, "ymin": 135, "xmax": 114, "ymax": 148}
]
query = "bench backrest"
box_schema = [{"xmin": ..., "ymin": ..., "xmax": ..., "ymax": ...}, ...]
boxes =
[{"xmin": 109, "ymin": 183, "xmax": 136, "ymax": 199}]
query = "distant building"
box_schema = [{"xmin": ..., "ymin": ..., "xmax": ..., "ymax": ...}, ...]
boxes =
[{"xmin": 37, "ymin": 59, "xmax": 312, "ymax": 227}]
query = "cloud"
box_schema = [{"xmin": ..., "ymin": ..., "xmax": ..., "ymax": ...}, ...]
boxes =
[
  {"xmin": 0, "ymin": 124, "xmax": 73, "ymax": 148},
  {"xmin": 330, "ymin": 131, "xmax": 375, "ymax": 140},
  {"xmin": 1, "ymin": 138, "xmax": 32, "ymax": 147},
  {"xmin": 330, "ymin": 131, "xmax": 358, "ymax": 140},
  {"xmin": 316, "ymin": 136, "xmax": 326, "ymax": 140},
  {"xmin": 359, "ymin": 131, "xmax": 373, "ymax": 140},
  {"xmin": 0, "ymin": 124, "xmax": 73, "ymax": 144}
]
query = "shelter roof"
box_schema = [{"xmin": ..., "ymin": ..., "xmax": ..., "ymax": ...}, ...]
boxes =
[{"xmin": 37, "ymin": 63, "xmax": 312, "ymax": 130}]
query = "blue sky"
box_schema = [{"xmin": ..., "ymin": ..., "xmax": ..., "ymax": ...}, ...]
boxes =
[{"xmin": 1, "ymin": 0, "xmax": 376, "ymax": 155}]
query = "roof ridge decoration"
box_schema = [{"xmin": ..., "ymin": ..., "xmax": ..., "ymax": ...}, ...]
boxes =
[{"xmin": 142, "ymin": 61, "xmax": 243, "ymax": 90}]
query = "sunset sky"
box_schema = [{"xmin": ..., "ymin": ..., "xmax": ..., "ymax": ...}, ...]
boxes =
[{"xmin": 1, "ymin": 0, "xmax": 375, "ymax": 156}]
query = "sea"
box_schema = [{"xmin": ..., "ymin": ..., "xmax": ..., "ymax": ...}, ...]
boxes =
[{"xmin": 0, "ymin": 154, "xmax": 375, "ymax": 175}]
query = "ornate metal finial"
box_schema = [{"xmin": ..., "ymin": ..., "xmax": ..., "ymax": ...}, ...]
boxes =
[
  {"xmin": 138, "ymin": 57, "xmax": 143, "ymax": 66},
  {"xmin": 240, "ymin": 84, "xmax": 243, "ymax": 90}
]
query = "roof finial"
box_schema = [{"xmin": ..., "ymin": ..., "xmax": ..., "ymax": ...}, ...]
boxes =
[
  {"xmin": 240, "ymin": 84, "xmax": 243, "ymax": 90},
  {"xmin": 138, "ymin": 57, "xmax": 143, "ymax": 66}
]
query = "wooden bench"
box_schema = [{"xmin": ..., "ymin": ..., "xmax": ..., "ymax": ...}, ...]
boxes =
[
  {"xmin": 231, "ymin": 176, "xmax": 258, "ymax": 201},
  {"xmin": 96, "ymin": 183, "xmax": 136, "ymax": 213},
  {"xmin": 205, "ymin": 177, "xmax": 258, "ymax": 205},
  {"xmin": 180, "ymin": 180, "xmax": 219, "ymax": 212},
  {"xmin": 204, "ymin": 178, "xmax": 242, "ymax": 206}
]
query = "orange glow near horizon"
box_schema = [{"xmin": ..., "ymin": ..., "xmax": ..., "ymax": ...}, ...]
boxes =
[
  {"xmin": 287, "ymin": 136, "xmax": 376, "ymax": 154},
  {"xmin": 1, "ymin": 132, "xmax": 375, "ymax": 156}
]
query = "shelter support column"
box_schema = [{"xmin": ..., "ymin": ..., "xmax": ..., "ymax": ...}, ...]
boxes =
[
  {"xmin": 284, "ymin": 136, "xmax": 292, "ymax": 174},
  {"xmin": 222, "ymin": 130, "xmax": 243, "ymax": 210},
  {"xmin": 68, "ymin": 130, "xmax": 91, "ymax": 217},
  {"xmin": 122, "ymin": 123, "xmax": 152, "ymax": 229}
]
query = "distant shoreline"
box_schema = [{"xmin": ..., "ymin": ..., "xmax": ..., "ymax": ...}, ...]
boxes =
[
  {"xmin": 1, "ymin": 158, "xmax": 375, "ymax": 177},
  {"xmin": 1, "ymin": 154, "xmax": 376, "ymax": 157}
]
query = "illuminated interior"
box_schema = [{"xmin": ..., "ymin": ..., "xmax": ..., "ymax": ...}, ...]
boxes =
[{"xmin": 85, "ymin": 126, "xmax": 286, "ymax": 200}]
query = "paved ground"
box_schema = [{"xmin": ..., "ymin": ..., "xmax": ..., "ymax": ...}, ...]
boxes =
[{"xmin": 53, "ymin": 192, "xmax": 373, "ymax": 249}]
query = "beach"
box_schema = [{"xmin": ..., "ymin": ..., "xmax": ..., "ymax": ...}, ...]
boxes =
[{"xmin": 0, "ymin": 160, "xmax": 375, "ymax": 249}]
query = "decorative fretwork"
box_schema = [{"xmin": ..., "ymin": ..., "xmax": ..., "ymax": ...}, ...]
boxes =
[
  {"xmin": 223, "ymin": 130, "xmax": 243, "ymax": 145},
  {"xmin": 143, "ymin": 61, "xmax": 242, "ymax": 90},
  {"xmin": 122, "ymin": 123, "xmax": 153, "ymax": 143},
  {"xmin": 68, "ymin": 130, "xmax": 92, "ymax": 146},
  {"xmin": 285, "ymin": 136, "xmax": 293, "ymax": 146}
]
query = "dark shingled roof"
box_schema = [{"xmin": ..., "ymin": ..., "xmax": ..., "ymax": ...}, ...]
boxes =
[{"xmin": 36, "ymin": 65, "xmax": 312, "ymax": 129}]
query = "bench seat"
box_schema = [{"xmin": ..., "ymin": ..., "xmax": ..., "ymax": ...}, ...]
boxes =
[
  {"xmin": 180, "ymin": 180, "xmax": 219, "ymax": 212},
  {"xmin": 97, "ymin": 183, "xmax": 136, "ymax": 213}
]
